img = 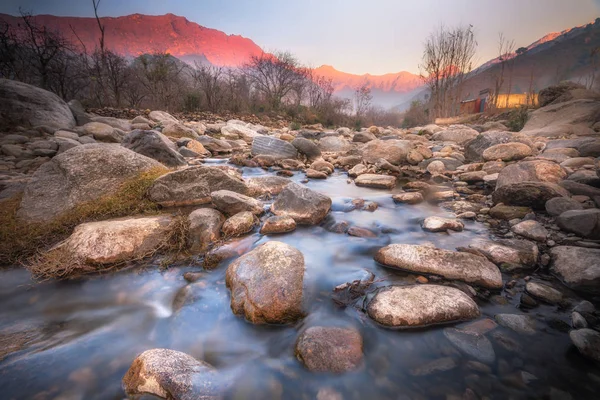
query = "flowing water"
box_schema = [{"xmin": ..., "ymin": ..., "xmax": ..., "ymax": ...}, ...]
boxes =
[{"xmin": 1, "ymin": 166, "xmax": 599, "ymax": 399}]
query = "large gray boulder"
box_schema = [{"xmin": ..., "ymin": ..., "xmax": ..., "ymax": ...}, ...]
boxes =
[
  {"xmin": 292, "ymin": 137, "xmax": 321, "ymax": 160},
  {"xmin": 432, "ymin": 126, "xmax": 479, "ymax": 144},
  {"xmin": 492, "ymin": 181, "xmax": 570, "ymax": 209},
  {"xmin": 148, "ymin": 166, "xmax": 249, "ymax": 207},
  {"xmin": 550, "ymin": 246, "xmax": 600, "ymax": 294},
  {"xmin": 557, "ymin": 209, "xmax": 600, "ymax": 239},
  {"xmin": 375, "ymin": 244, "xmax": 502, "ymax": 289},
  {"xmin": 361, "ymin": 139, "xmax": 411, "ymax": 165},
  {"xmin": 495, "ymin": 160, "xmax": 566, "ymax": 189},
  {"xmin": 319, "ymin": 136, "xmax": 352, "ymax": 152},
  {"xmin": 251, "ymin": 136, "xmax": 298, "ymax": 160},
  {"xmin": 226, "ymin": 241, "xmax": 305, "ymax": 324},
  {"xmin": 0, "ymin": 78, "xmax": 75, "ymax": 129},
  {"xmin": 367, "ymin": 285, "xmax": 480, "ymax": 328},
  {"xmin": 17, "ymin": 144, "xmax": 162, "ymax": 222},
  {"xmin": 271, "ymin": 182, "xmax": 332, "ymax": 225},
  {"xmin": 464, "ymin": 131, "xmax": 513, "ymax": 161},
  {"xmin": 521, "ymin": 99, "xmax": 600, "ymax": 137},
  {"xmin": 187, "ymin": 208, "xmax": 225, "ymax": 254},
  {"xmin": 122, "ymin": 130, "xmax": 186, "ymax": 167}
]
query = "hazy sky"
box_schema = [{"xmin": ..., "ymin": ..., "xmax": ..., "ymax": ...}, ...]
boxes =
[{"xmin": 1, "ymin": 0, "xmax": 598, "ymax": 75}]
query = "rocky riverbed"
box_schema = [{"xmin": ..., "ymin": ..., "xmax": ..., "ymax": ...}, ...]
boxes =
[{"xmin": 1, "ymin": 78, "xmax": 600, "ymax": 399}]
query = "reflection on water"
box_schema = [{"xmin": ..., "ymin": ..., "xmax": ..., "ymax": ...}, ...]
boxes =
[{"xmin": 1, "ymin": 169, "xmax": 599, "ymax": 399}]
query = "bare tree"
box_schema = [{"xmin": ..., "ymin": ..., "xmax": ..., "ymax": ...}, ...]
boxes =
[
  {"xmin": 136, "ymin": 53, "xmax": 186, "ymax": 110},
  {"xmin": 192, "ymin": 63, "xmax": 226, "ymax": 112},
  {"xmin": 419, "ymin": 24, "xmax": 477, "ymax": 118},
  {"xmin": 306, "ymin": 69, "xmax": 335, "ymax": 110},
  {"xmin": 586, "ymin": 47, "xmax": 600, "ymax": 90},
  {"xmin": 491, "ymin": 33, "xmax": 515, "ymax": 108},
  {"xmin": 244, "ymin": 51, "xmax": 308, "ymax": 110},
  {"xmin": 353, "ymin": 82, "xmax": 372, "ymax": 121}
]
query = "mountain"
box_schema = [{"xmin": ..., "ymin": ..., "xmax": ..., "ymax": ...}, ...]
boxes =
[
  {"xmin": 0, "ymin": 13, "xmax": 263, "ymax": 67},
  {"xmin": 314, "ymin": 65, "xmax": 423, "ymax": 109}
]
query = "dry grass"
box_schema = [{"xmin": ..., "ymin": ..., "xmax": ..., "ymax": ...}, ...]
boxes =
[{"xmin": 0, "ymin": 166, "xmax": 169, "ymax": 267}]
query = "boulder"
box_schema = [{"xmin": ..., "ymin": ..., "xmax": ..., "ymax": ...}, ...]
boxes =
[
  {"xmin": 495, "ymin": 314, "xmax": 536, "ymax": 335},
  {"xmin": 90, "ymin": 116, "xmax": 131, "ymax": 132},
  {"xmin": 59, "ymin": 215, "xmax": 172, "ymax": 265},
  {"xmin": 361, "ymin": 139, "xmax": 411, "ymax": 165},
  {"xmin": 225, "ymin": 242, "xmax": 305, "ymax": 324},
  {"xmin": 557, "ymin": 209, "xmax": 600, "ymax": 239},
  {"xmin": 521, "ymin": 99, "xmax": 600, "ymax": 137},
  {"xmin": 464, "ymin": 131, "xmax": 514, "ymax": 161},
  {"xmin": 0, "ymin": 78, "xmax": 75, "ymax": 129},
  {"xmin": 319, "ymin": 136, "xmax": 352, "ymax": 152},
  {"xmin": 492, "ymin": 182, "xmax": 569, "ymax": 209},
  {"xmin": 122, "ymin": 348, "xmax": 222, "ymax": 400},
  {"xmin": 375, "ymin": 244, "xmax": 502, "ymax": 289},
  {"xmin": 211, "ymin": 190, "xmax": 264, "ymax": 216},
  {"xmin": 355, "ymin": 174, "xmax": 396, "ymax": 189},
  {"xmin": 525, "ymin": 282, "xmax": 563, "ymax": 304},
  {"xmin": 197, "ymin": 136, "xmax": 232, "ymax": 154},
  {"xmin": 17, "ymin": 144, "xmax": 162, "ymax": 222},
  {"xmin": 251, "ymin": 136, "xmax": 298, "ymax": 160},
  {"xmin": 245, "ymin": 176, "xmax": 291, "ymax": 196},
  {"xmin": 291, "ymin": 137, "xmax": 321, "ymax": 160},
  {"xmin": 306, "ymin": 168, "xmax": 327, "ymax": 179},
  {"xmin": 538, "ymin": 82, "xmax": 589, "ymax": 107},
  {"xmin": 422, "ymin": 216, "xmax": 464, "ymax": 232},
  {"xmin": 560, "ymin": 180, "xmax": 600, "ymax": 198},
  {"xmin": 82, "ymin": 122, "xmax": 122, "ymax": 143},
  {"xmin": 569, "ymin": 329, "xmax": 600, "ymax": 362},
  {"xmin": 260, "ymin": 215, "xmax": 297, "ymax": 234},
  {"xmin": 222, "ymin": 124, "xmax": 261, "ymax": 143},
  {"xmin": 511, "ymin": 220, "xmax": 548, "ymax": 242},
  {"xmin": 550, "ymin": 246, "xmax": 600, "ymax": 294},
  {"xmin": 496, "ymin": 160, "xmax": 566, "ymax": 189},
  {"xmin": 489, "ymin": 204, "xmax": 532, "ymax": 220},
  {"xmin": 122, "ymin": 130, "xmax": 186, "ymax": 167},
  {"xmin": 482, "ymin": 142, "xmax": 532, "ymax": 161},
  {"xmin": 465, "ymin": 239, "xmax": 538, "ymax": 269},
  {"xmin": 295, "ymin": 326, "xmax": 363, "ymax": 373},
  {"xmin": 187, "ymin": 208, "xmax": 225, "ymax": 254},
  {"xmin": 367, "ymin": 285, "xmax": 480, "ymax": 328},
  {"xmin": 162, "ymin": 122, "xmax": 199, "ymax": 139},
  {"xmin": 353, "ymin": 131, "xmax": 376, "ymax": 143},
  {"xmin": 68, "ymin": 99, "xmax": 91, "ymax": 126},
  {"xmin": 545, "ymin": 197, "xmax": 584, "ymax": 217},
  {"xmin": 420, "ymin": 157, "xmax": 463, "ymax": 171},
  {"xmin": 392, "ymin": 192, "xmax": 424, "ymax": 204},
  {"xmin": 221, "ymin": 211, "xmax": 257, "ymax": 237},
  {"xmin": 271, "ymin": 182, "xmax": 332, "ymax": 225},
  {"xmin": 148, "ymin": 166, "xmax": 248, "ymax": 207},
  {"xmin": 432, "ymin": 127, "xmax": 479, "ymax": 144},
  {"xmin": 348, "ymin": 164, "xmax": 367, "ymax": 177},
  {"xmin": 148, "ymin": 110, "xmax": 179, "ymax": 124}
]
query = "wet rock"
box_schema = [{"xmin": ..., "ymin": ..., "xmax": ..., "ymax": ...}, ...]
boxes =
[
  {"xmin": 545, "ymin": 197, "xmax": 584, "ymax": 217},
  {"xmin": 122, "ymin": 130, "xmax": 186, "ymax": 167},
  {"xmin": 348, "ymin": 163, "xmax": 367, "ymax": 177},
  {"xmin": 550, "ymin": 246, "xmax": 600, "ymax": 294},
  {"xmin": 251, "ymin": 136, "xmax": 298, "ymax": 160},
  {"xmin": 569, "ymin": 329, "xmax": 600, "ymax": 362},
  {"xmin": 221, "ymin": 211, "xmax": 257, "ymax": 237},
  {"xmin": 375, "ymin": 244, "xmax": 502, "ymax": 289},
  {"xmin": 225, "ymin": 241, "xmax": 304, "ymax": 324},
  {"xmin": 410, "ymin": 357, "xmax": 458, "ymax": 376},
  {"xmin": 17, "ymin": 144, "xmax": 162, "ymax": 222},
  {"xmin": 422, "ymin": 216, "xmax": 464, "ymax": 232},
  {"xmin": 511, "ymin": 220, "xmax": 548, "ymax": 242},
  {"xmin": 489, "ymin": 204, "xmax": 532, "ymax": 220},
  {"xmin": 245, "ymin": 176, "xmax": 291, "ymax": 196},
  {"xmin": 0, "ymin": 78, "xmax": 76, "ymax": 129},
  {"xmin": 271, "ymin": 182, "xmax": 332, "ymax": 225},
  {"xmin": 306, "ymin": 168, "xmax": 328, "ymax": 179},
  {"xmin": 59, "ymin": 215, "xmax": 172, "ymax": 266},
  {"xmin": 557, "ymin": 209, "xmax": 600, "ymax": 239},
  {"xmin": 148, "ymin": 166, "xmax": 248, "ymax": 207},
  {"xmin": 292, "ymin": 137, "xmax": 321, "ymax": 160},
  {"xmin": 122, "ymin": 348, "xmax": 222, "ymax": 400},
  {"xmin": 361, "ymin": 139, "xmax": 411, "ymax": 165},
  {"xmin": 211, "ymin": 190, "xmax": 264, "ymax": 216},
  {"xmin": 355, "ymin": 174, "xmax": 396, "ymax": 189},
  {"xmin": 347, "ymin": 226, "xmax": 377, "ymax": 238},
  {"xmin": 367, "ymin": 285, "xmax": 480, "ymax": 327},
  {"xmin": 464, "ymin": 239, "xmax": 538, "ymax": 269},
  {"xmin": 187, "ymin": 208, "xmax": 225, "ymax": 254},
  {"xmin": 571, "ymin": 312, "xmax": 588, "ymax": 329},
  {"xmin": 492, "ymin": 182, "xmax": 569, "ymax": 210},
  {"xmin": 495, "ymin": 314, "xmax": 536, "ymax": 335},
  {"xmin": 525, "ymin": 282, "xmax": 563, "ymax": 304},
  {"xmin": 482, "ymin": 142, "xmax": 532, "ymax": 161},
  {"xmin": 295, "ymin": 326, "xmax": 363, "ymax": 373},
  {"xmin": 443, "ymin": 328, "xmax": 496, "ymax": 364},
  {"xmin": 392, "ymin": 192, "xmax": 424, "ymax": 204},
  {"xmin": 260, "ymin": 215, "xmax": 297, "ymax": 234}
]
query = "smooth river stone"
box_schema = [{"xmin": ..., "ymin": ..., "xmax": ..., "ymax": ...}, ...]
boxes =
[
  {"xmin": 367, "ymin": 285, "xmax": 480, "ymax": 328},
  {"xmin": 374, "ymin": 244, "xmax": 503, "ymax": 289}
]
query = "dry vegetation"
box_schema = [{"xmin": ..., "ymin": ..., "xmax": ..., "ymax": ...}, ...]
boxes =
[{"xmin": 0, "ymin": 166, "xmax": 168, "ymax": 267}]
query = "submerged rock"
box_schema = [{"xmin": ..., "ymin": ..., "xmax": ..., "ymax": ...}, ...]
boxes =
[
  {"xmin": 570, "ymin": 329, "xmax": 600, "ymax": 361},
  {"xmin": 367, "ymin": 285, "xmax": 480, "ymax": 328},
  {"xmin": 443, "ymin": 328, "xmax": 496, "ymax": 364},
  {"xmin": 525, "ymin": 282, "xmax": 563, "ymax": 304},
  {"xmin": 495, "ymin": 314, "xmax": 537, "ymax": 335},
  {"xmin": 122, "ymin": 348, "xmax": 222, "ymax": 400},
  {"xmin": 271, "ymin": 182, "xmax": 332, "ymax": 225},
  {"xmin": 375, "ymin": 244, "xmax": 502, "ymax": 289},
  {"xmin": 295, "ymin": 326, "xmax": 363, "ymax": 373},
  {"xmin": 550, "ymin": 246, "xmax": 600, "ymax": 294},
  {"xmin": 225, "ymin": 241, "xmax": 305, "ymax": 324}
]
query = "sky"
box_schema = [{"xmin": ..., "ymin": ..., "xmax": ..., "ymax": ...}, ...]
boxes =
[{"xmin": 0, "ymin": 0, "xmax": 598, "ymax": 75}]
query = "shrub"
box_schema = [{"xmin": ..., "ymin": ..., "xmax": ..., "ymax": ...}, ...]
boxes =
[
  {"xmin": 289, "ymin": 121, "xmax": 301, "ymax": 131},
  {"xmin": 402, "ymin": 100, "xmax": 430, "ymax": 128},
  {"xmin": 506, "ymin": 106, "xmax": 529, "ymax": 132}
]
